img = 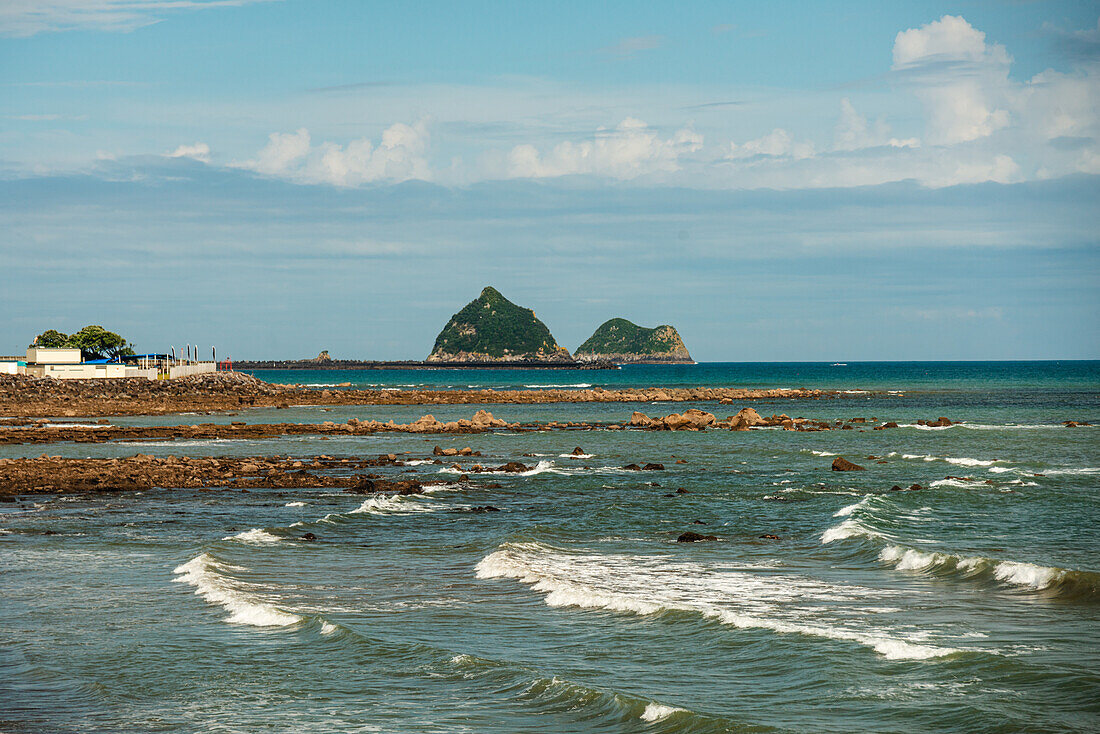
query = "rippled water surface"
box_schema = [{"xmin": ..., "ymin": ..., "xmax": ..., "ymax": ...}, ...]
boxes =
[{"xmin": 2, "ymin": 363, "xmax": 1098, "ymax": 733}]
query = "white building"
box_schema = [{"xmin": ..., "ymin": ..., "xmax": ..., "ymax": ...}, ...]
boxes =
[{"xmin": 16, "ymin": 347, "xmax": 215, "ymax": 380}]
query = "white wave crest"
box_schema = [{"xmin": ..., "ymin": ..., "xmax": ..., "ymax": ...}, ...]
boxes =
[
  {"xmin": 349, "ymin": 495, "xmax": 443, "ymax": 515},
  {"xmin": 893, "ymin": 453, "xmax": 999, "ymax": 468},
  {"xmin": 172, "ymin": 554, "xmax": 301, "ymax": 627},
  {"xmin": 822, "ymin": 516, "xmax": 887, "ymax": 544},
  {"xmin": 1042, "ymin": 467, "xmax": 1100, "ymax": 476},
  {"xmin": 834, "ymin": 496, "xmax": 872, "ymax": 517},
  {"xmin": 880, "ymin": 545, "xmax": 1067, "ymax": 592},
  {"xmin": 560, "ymin": 453, "xmax": 595, "ymax": 459},
  {"xmin": 523, "ymin": 383, "xmax": 592, "ymax": 388},
  {"xmin": 929, "ymin": 478, "xmax": 983, "ymax": 488},
  {"xmin": 284, "ymin": 501, "xmax": 308, "ymax": 507},
  {"xmin": 879, "ymin": 546, "xmax": 951, "ymax": 571},
  {"xmin": 993, "ymin": 561, "xmax": 1063, "ymax": 589},
  {"xmin": 476, "ymin": 542, "xmax": 958, "ymax": 660},
  {"xmin": 440, "ymin": 459, "xmax": 559, "ymax": 477},
  {"xmin": 640, "ymin": 703, "xmax": 685, "ymax": 722},
  {"xmin": 224, "ymin": 528, "xmax": 281, "ymax": 545}
]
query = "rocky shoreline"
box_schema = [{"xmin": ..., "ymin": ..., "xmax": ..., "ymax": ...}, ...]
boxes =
[
  {"xmin": 0, "ymin": 372, "xmax": 834, "ymax": 417},
  {"xmin": 0, "ymin": 407, "xmax": 970, "ymax": 446}
]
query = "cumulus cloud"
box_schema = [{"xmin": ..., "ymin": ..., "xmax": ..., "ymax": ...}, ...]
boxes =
[
  {"xmin": 893, "ymin": 15, "xmax": 1011, "ymax": 145},
  {"xmin": 727, "ymin": 128, "xmax": 814, "ymax": 160},
  {"xmin": 506, "ymin": 118, "xmax": 702, "ymax": 179},
  {"xmin": 167, "ymin": 142, "xmax": 211, "ymax": 162},
  {"xmin": 236, "ymin": 123, "xmax": 431, "ymax": 186},
  {"xmin": 0, "ymin": 0, "xmax": 271, "ymax": 37},
  {"xmin": 834, "ymin": 98, "xmax": 919, "ymax": 151}
]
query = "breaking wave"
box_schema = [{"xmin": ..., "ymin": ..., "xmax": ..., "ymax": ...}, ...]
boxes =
[
  {"xmin": 349, "ymin": 495, "xmax": 448, "ymax": 515},
  {"xmin": 172, "ymin": 553, "xmax": 301, "ymax": 627},
  {"xmin": 224, "ymin": 528, "xmax": 282, "ymax": 545},
  {"xmin": 888, "ymin": 452, "xmax": 1001, "ymax": 468},
  {"xmin": 440, "ymin": 460, "xmax": 560, "ymax": 477},
  {"xmin": 640, "ymin": 703, "xmax": 685, "ymax": 722},
  {"xmin": 822, "ymin": 497, "xmax": 1099, "ymax": 600},
  {"xmin": 476, "ymin": 541, "xmax": 960, "ymax": 660},
  {"xmin": 878, "ymin": 546, "xmax": 1100, "ymax": 599}
]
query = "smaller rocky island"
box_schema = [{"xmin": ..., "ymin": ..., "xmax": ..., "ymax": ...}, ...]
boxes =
[
  {"xmin": 575, "ymin": 318, "xmax": 694, "ymax": 364},
  {"xmin": 427, "ymin": 286, "xmax": 574, "ymax": 363}
]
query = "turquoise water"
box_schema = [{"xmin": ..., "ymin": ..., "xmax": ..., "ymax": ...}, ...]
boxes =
[{"xmin": 1, "ymin": 363, "xmax": 1098, "ymax": 732}]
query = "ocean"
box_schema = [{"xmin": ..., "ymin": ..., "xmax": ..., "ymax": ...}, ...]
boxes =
[{"xmin": 1, "ymin": 362, "xmax": 1098, "ymax": 733}]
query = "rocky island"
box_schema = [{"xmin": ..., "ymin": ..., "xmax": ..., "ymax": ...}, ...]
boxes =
[
  {"xmin": 427, "ymin": 286, "xmax": 574, "ymax": 363},
  {"xmin": 575, "ymin": 318, "xmax": 694, "ymax": 364}
]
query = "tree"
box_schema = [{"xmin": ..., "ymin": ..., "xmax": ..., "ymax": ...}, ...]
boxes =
[
  {"xmin": 67, "ymin": 325, "xmax": 133, "ymax": 360},
  {"xmin": 32, "ymin": 329, "xmax": 69, "ymax": 348}
]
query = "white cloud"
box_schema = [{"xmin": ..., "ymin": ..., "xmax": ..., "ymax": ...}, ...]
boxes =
[
  {"xmin": 893, "ymin": 14, "xmax": 1009, "ymax": 68},
  {"xmin": 727, "ymin": 128, "xmax": 814, "ymax": 160},
  {"xmin": 919, "ymin": 153, "xmax": 1019, "ymax": 188},
  {"xmin": 506, "ymin": 118, "xmax": 701, "ymax": 179},
  {"xmin": 893, "ymin": 15, "xmax": 1012, "ymax": 145},
  {"xmin": 237, "ymin": 122, "xmax": 431, "ymax": 186},
  {"xmin": 834, "ymin": 98, "xmax": 919, "ymax": 151},
  {"xmin": 1016, "ymin": 67, "xmax": 1100, "ymax": 140},
  {"xmin": 167, "ymin": 142, "xmax": 211, "ymax": 162},
  {"xmin": 0, "ymin": 0, "xmax": 271, "ymax": 37}
]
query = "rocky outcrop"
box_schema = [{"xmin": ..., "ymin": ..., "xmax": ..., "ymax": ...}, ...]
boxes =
[
  {"xmin": 677, "ymin": 531, "xmax": 717, "ymax": 542},
  {"xmin": 0, "ymin": 454, "xmax": 454, "ymax": 496},
  {"xmin": 0, "ymin": 373, "xmax": 831, "ymax": 418},
  {"xmin": 727, "ymin": 408, "xmax": 765, "ymax": 431},
  {"xmin": 831, "ymin": 457, "xmax": 866, "ymax": 471},
  {"xmin": 575, "ymin": 318, "xmax": 693, "ymax": 364},
  {"xmin": 427, "ymin": 286, "xmax": 573, "ymax": 363},
  {"xmin": 628, "ymin": 409, "xmax": 715, "ymax": 430}
]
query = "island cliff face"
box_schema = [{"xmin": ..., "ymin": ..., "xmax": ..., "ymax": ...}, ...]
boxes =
[
  {"xmin": 575, "ymin": 318, "xmax": 693, "ymax": 364},
  {"xmin": 427, "ymin": 287, "xmax": 574, "ymax": 363}
]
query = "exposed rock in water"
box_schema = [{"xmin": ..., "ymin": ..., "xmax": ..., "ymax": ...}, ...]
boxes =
[
  {"xmin": 676, "ymin": 531, "xmax": 717, "ymax": 542},
  {"xmin": 574, "ymin": 318, "xmax": 693, "ymax": 364},
  {"xmin": 727, "ymin": 407, "xmax": 765, "ymax": 431},
  {"xmin": 426, "ymin": 286, "xmax": 573, "ymax": 363},
  {"xmin": 831, "ymin": 457, "xmax": 866, "ymax": 471}
]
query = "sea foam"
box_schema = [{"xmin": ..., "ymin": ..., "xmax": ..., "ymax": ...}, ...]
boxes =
[
  {"xmin": 476, "ymin": 542, "xmax": 958, "ymax": 660},
  {"xmin": 224, "ymin": 528, "xmax": 281, "ymax": 545},
  {"xmin": 640, "ymin": 703, "xmax": 685, "ymax": 722},
  {"xmin": 173, "ymin": 554, "xmax": 300, "ymax": 627}
]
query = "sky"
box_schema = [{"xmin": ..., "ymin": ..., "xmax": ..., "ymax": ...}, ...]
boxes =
[{"xmin": 1, "ymin": 0, "xmax": 1098, "ymax": 361}]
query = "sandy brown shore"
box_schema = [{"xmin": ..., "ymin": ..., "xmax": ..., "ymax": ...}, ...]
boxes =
[{"xmin": 0, "ymin": 372, "xmax": 832, "ymax": 418}]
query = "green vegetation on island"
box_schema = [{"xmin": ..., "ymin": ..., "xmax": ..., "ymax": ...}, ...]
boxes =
[
  {"xmin": 427, "ymin": 287, "xmax": 573, "ymax": 362},
  {"xmin": 575, "ymin": 318, "xmax": 693, "ymax": 364},
  {"xmin": 31, "ymin": 325, "xmax": 134, "ymax": 361}
]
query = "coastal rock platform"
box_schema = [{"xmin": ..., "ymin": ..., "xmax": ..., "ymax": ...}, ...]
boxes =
[{"xmin": 0, "ymin": 373, "xmax": 832, "ymax": 417}]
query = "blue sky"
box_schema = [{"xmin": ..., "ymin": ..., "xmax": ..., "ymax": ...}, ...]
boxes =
[{"xmin": 1, "ymin": 0, "xmax": 1098, "ymax": 360}]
